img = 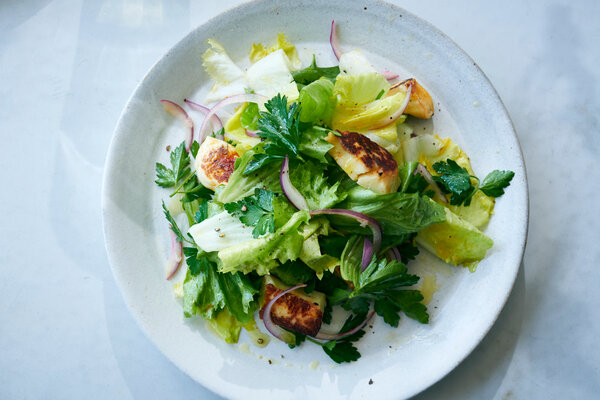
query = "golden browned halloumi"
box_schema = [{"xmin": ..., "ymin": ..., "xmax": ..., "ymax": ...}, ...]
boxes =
[
  {"xmin": 389, "ymin": 78, "xmax": 434, "ymax": 119},
  {"xmin": 260, "ymin": 276, "xmax": 326, "ymax": 337},
  {"xmin": 326, "ymin": 131, "xmax": 400, "ymax": 194},
  {"xmin": 194, "ymin": 137, "xmax": 239, "ymax": 190}
]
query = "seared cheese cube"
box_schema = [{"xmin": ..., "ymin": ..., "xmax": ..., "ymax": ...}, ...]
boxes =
[
  {"xmin": 326, "ymin": 131, "xmax": 400, "ymax": 194},
  {"xmin": 195, "ymin": 137, "xmax": 239, "ymax": 190},
  {"xmin": 260, "ymin": 276, "xmax": 326, "ymax": 337}
]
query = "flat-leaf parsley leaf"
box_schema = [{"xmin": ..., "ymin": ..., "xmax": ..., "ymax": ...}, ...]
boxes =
[
  {"xmin": 224, "ymin": 188, "xmax": 276, "ymax": 238},
  {"xmin": 155, "ymin": 142, "xmax": 190, "ymax": 188}
]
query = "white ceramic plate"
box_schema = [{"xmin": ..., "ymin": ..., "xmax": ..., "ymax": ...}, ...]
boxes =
[{"xmin": 102, "ymin": 1, "xmax": 528, "ymax": 398}]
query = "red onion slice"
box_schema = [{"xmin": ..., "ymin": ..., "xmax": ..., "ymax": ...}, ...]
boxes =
[
  {"xmin": 415, "ymin": 163, "xmax": 448, "ymax": 204},
  {"xmin": 166, "ymin": 227, "xmax": 183, "ymax": 280},
  {"xmin": 386, "ymin": 246, "xmax": 401, "ymax": 262},
  {"xmin": 392, "ymin": 246, "xmax": 401, "ymax": 260},
  {"xmin": 184, "ymin": 99, "xmax": 223, "ymax": 134},
  {"xmin": 361, "ymin": 237, "xmax": 373, "ymax": 271},
  {"xmin": 371, "ymin": 79, "xmax": 413, "ymax": 129},
  {"xmin": 262, "ymin": 284, "xmax": 307, "ymax": 342},
  {"xmin": 197, "ymin": 93, "xmax": 268, "ymax": 145},
  {"xmin": 312, "ymin": 311, "xmax": 376, "ymax": 341},
  {"xmin": 160, "ymin": 99, "xmax": 194, "ymax": 151},
  {"xmin": 381, "ymin": 70, "xmax": 399, "ymax": 81},
  {"xmin": 309, "ymin": 209, "xmax": 382, "ymax": 253},
  {"xmin": 330, "ymin": 20, "xmax": 342, "ymax": 60},
  {"xmin": 245, "ymin": 129, "xmax": 260, "ymax": 138},
  {"xmin": 280, "ymin": 155, "xmax": 309, "ymax": 210}
]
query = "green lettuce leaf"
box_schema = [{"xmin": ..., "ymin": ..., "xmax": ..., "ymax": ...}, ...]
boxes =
[
  {"xmin": 334, "ymin": 72, "xmax": 390, "ymax": 107},
  {"xmin": 182, "ymin": 247, "xmax": 258, "ymax": 324},
  {"xmin": 337, "ymin": 186, "xmax": 446, "ymax": 235},
  {"xmin": 398, "ymin": 162, "xmax": 429, "ymax": 194},
  {"xmin": 289, "ymin": 160, "xmax": 346, "ymax": 210},
  {"xmin": 416, "ymin": 207, "xmax": 493, "ymax": 266},
  {"xmin": 206, "ymin": 309, "xmax": 245, "ymax": 343},
  {"xmin": 298, "ymin": 78, "xmax": 335, "ymax": 123},
  {"xmin": 202, "ymin": 39, "xmax": 247, "ymax": 103},
  {"xmin": 298, "ymin": 219, "xmax": 339, "ymax": 277},
  {"xmin": 214, "ymin": 147, "xmax": 281, "ymax": 204},
  {"xmin": 339, "ymin": 235, "xmax": 364, "ymax": 285},
  {"xmin": 292, "ymin": 55, "xmax": 340, "ymax": 86},
  {"xmin": 188, "ymin": 211, "xmax": 255, "ymax": 252},
  {"xmin": 298, "ymin": 126, "xmax": 334, "ymax": 164},
  {"xmin": 218, "ymin": 210, "xmax": 310, "ymax": 275},
  {"xmin": 331, "ymin": 91, "xmax": 408, "ymax": 131}
]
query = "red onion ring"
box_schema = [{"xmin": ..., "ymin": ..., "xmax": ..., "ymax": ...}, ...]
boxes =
[
  {"xmin": 381, "ymin": 70, "xmax": 399, "ymax": 81},
  {"xmin": 262, "ymin": 284, "xmax": 307, "ymax": 342},
  {"xmin": 280, "ymin": 155, "xmax": 309, "ymax": 210},
  {"xmin": 361, "ymin": 237, "xmax": 373, "ymax": 271},
  {"xmin": 312, "ymin": 311, "xmax": 376, "ymax": 341},
  {"xmin": 166, "ymin": 227, "xmax": 183, "ymax": 280},
  {"xmin": 197, "ymin": 93, "xmax": 268, "ymax": 144},
  {"xmin": 309, "ymin": 209, "xmax": 382, "ymax": 253},
  {"xmin": 330, "ymin": 20, "xmax": 342, "ymax": 60},
  {"xmin": 415, "ymin": 163, "xmax": 448, "ymax": 203},
  {"xmin": 184, "ymin": 99, "xmax": 223, "ymax": 134},
  {"xmin": 160, "ymin": 99, "xmax": 194, "ymax": 151},
  {"xmin": 371, "ymin": 79, "xmax": 413, "ymax": 129}
]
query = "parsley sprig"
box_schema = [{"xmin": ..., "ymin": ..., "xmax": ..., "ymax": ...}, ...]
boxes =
[
  {"xmin": 314, "ymin": 313, "xmax": 368, "ymax": 363},
  {"xmin": 161, "ymin": 201, "xmax": 195, "ymax": 246},
  {"xmin": 432, "ymin": 159, "xmax": 515, "ymax": 206},
  {"xmin": 339, "ymin": 258, "xmax": 429, "ymax": 327},
  {"xmin": 155, "ymin": 142, "xmax": 190, "ymax": 188},
  {"xmin": 224, "ymin": 188, "xmax": 276, "ymax": 238},
  {"xmin": 244, "ymin": 94, "xmax": 303, "ymax": 174}
]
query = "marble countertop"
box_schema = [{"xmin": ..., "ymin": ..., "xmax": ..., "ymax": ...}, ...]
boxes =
[{"xmin": 1, "ymin": 0, "xmax": 598, "ymax": 398}]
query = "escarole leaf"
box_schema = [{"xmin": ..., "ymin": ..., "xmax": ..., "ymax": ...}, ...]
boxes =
[
  {"xmin": 182, "ymin": 247, "xmax": 258, "ymax": 325},
  {"xmin": 218, "ymin": 210, "xmax": 310, "ymax": 275},
  {"xmin": 201, "ymin": 39, "xmax": 247, "ymax": 103},
  {"xmin": 289, "ymin": 160, "xmax": 345, "ymax": 210},
  {"xmin": 339, "ymin": 235, "xmax": 364, "ymax": 285},
  {"xmin": 298, "ymin": 78, "xmax": 335, "ymax": 123},
  {"xmin": 331, "ymin": 91, "xmax": 408, "ymax": 131},
  {"xmin": 337, "ymin": 186, "xmax": 446, "ymax": 235},
  {"xmin": 299, "ymin": 126, "xmax": 334, "ymax": 164},
  {"xmin": 416, "ymin": 207, "xmax": 493, "ymax": 266},
  {"xmin": 214, "ymin": 147, "xmax": 281, "ymax": 203},
  {"xmin": 249, "ymin": 33, "xmax": 301, "ymax": 71},
  {"xmin": 188, "ymin": 211, "xmax": 255, "ymax": 252},
  {"xmin": 206, "ymin": 309, "xmax": 245, "ymax": 344},
  {"xmin": 334, "ymin": 72, "xmax": 390, "ymax": 107}
]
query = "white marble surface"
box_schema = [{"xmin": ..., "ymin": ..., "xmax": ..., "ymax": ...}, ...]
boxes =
[{"xmin": 1, "ymin": 0, "xmax": 598, "ymax": 399}]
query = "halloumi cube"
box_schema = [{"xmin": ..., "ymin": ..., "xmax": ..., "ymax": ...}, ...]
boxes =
[
  {"xmin": 260, "ymin": 276, "xmax": 326, "ymax": 337},
  {"xmin": 195, "ymin": 137, "xmax": 239, "ymax": 190},
  {"xmin": 326, "ymin": 131, "xmax": 400, "ymax": 194}
]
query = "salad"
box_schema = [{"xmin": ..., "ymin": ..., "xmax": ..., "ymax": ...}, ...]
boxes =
[{"xmin": 154, "ymin": 23, "xmax": 514, "ymax": 363}]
